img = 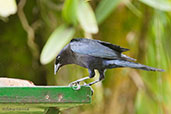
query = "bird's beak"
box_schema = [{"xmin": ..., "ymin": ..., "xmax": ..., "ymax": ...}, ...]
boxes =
[{"xmin": 54, "ymin": 63, "xmax": 61, "ymax": 75}]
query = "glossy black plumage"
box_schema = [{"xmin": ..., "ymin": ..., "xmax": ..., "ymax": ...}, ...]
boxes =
[{"xmin": 54, "ymin": 38, "xmax": 164, "ymax": 86}]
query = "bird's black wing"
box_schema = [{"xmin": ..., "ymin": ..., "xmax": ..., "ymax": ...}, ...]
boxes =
[
  {"xmin": 70, "ymin": 38, "xmax": 128, "ymax": 59},
  {"xmin": 96, "ymin": 40, "xmax": 129, "ymax": 52}
]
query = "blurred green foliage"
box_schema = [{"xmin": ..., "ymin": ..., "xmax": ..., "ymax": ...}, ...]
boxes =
[{"xmin": 0, "ymin": 0, "xmax": 171, "ymax": 114}]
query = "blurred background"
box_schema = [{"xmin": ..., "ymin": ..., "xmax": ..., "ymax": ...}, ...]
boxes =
[{"xmin": 0, "ymin": 0, "xmax": 171, "ymax": 114}]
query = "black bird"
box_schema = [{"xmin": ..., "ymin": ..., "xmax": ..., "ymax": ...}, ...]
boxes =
[{"xmin": 54, "ymin": 38, "xmax": 164, "ymax": 86}]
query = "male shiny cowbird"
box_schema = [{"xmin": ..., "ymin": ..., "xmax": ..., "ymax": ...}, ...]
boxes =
[{"xmin": 54, "ymin": 38, "xmax": 164, "ymax": 86}]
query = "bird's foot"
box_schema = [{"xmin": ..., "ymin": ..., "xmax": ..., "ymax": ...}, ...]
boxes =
[
  {"xmin": 69, "ymin": 81, "xmax": 94, "ymax": 95},
  {"xmin": 69, "ymin": 81, "xmax": 81, "ymax": 90},
  {"xmin": 69, "ymin": 81, "xmax": 87, "ymax": 90},
  {"xmin": 69, "ymin": 77, "xmax": 89, "ymax": 89},
  {"xmin": 84, "ymin": 83, "xmax": 90, "ymax": 86},
  {"xmin": 68, "ymin": 80, "xmax": 81, "ymax": 86}
]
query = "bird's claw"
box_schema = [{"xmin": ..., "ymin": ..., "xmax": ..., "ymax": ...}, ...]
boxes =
[
  {"xmin": 69, "ymin": 83, "xmax": 81, "ymax": 90},
  {"xmin": 69, "ymin": 81, "xmax": 80, "ymax": 86},
  {"xmin": 69, "ymin": 79, "xmax": 88, "ymax": 86},
  {"xmin": 84, "ymin": 84, "xmax": 90, "ymax": 86},
  {"xmin": 69, "ymin": 81, "xmax": 94, "ymax": 95},
  {"xmin": 69, "ymin": 81, "xmax": 82, "ymax": 90}
]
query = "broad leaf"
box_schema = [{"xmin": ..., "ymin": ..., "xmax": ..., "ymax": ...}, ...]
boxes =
[
  {"xmin": 62, "ymin": 0, "xmax": 78, "ymax": 25},
  {"xmin": 140, "ymin": 0, "xmax": 171, "ymax": 11},
  {"xmin": 124, "ymin": 0, "xmax": 142, "ymax": 17},
  {"xmin": 95, "ymin": 0, "xmax": 123, "ymax": 24},
  {"xmin": 40, "ymin": 25, "xmax": 75, "ymax": 64},
  {"xmin": 77, "ymin": 0, "xmax": 98, "ymax": 34}
]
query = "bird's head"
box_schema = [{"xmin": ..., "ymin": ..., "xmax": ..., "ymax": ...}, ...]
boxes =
[
  {"xmin": 54, "ymin": 44, "xmax": 73, "ymax": 74},
  {"xmin": 54, "ymin": 54, "xmax": 63, "ymax": 75},
  {"xmin": 54, "ymin": 45, "xmax": 71, "ymax": 75}
]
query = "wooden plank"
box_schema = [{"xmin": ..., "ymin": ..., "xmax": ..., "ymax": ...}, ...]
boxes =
[{"xmin": 0, "ymin": 86, "xmax": 92, "ymax": 114}]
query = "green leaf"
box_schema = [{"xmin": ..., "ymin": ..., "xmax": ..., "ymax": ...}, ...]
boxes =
[
  {"xmin": 62, "ymin": 0, "xmax": 78, "ymax": 25},
  {"xmin": 139, "ymin": 0, "xmax": 171, "ymax": 11},
  {"xmin": 124, "ymin": 0, "xmax": 142, "ymax": 17},
  {"xmin": 40, "ymin": 25, "xmax": 75, "ymax": 64},
  {"xmin": 77, "ymin": 0, "xmax": 98, "ymax": 34},
  {"xmin": 95, "ymin": 0, "xmax": 123, "ymax": 24}
]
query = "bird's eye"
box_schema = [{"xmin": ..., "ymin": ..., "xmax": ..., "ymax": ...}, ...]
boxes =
[
  {"xmin": 55, "ymin": 56, "xmax": 60, "ymax": 64},
  {"xmin": 57, "ymin": 56, "xmax": 60, "ymax": 59}
]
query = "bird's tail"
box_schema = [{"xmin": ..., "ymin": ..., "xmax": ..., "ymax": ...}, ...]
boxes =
[
  {"xmin": 106, "ymin": 60, "xmax": 164, "ymax": 72},
  {"xmin": 121, "ymin": 54, "xmax": 136, "ymax": 61}
]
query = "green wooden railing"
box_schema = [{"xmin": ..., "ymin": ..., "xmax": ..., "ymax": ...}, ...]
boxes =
[{"xmin": 0, "ymin": 86, "xmax": 92, "ymax": 114}]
